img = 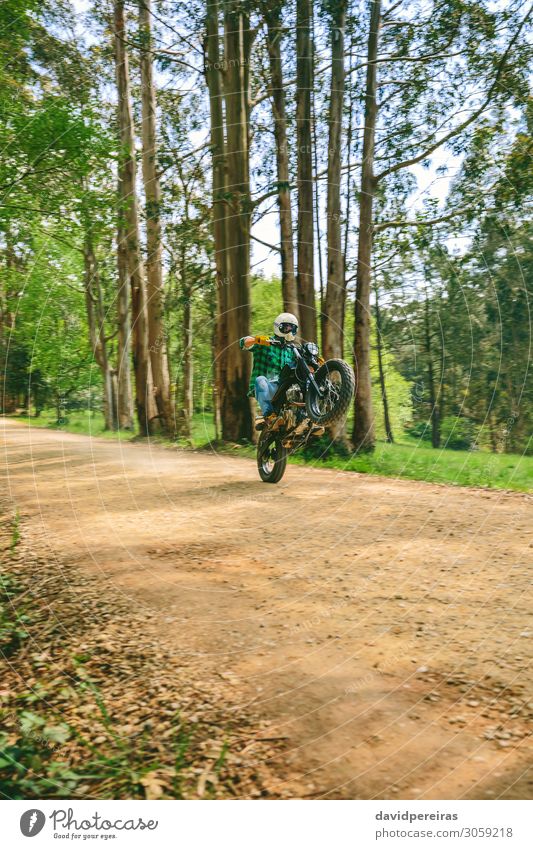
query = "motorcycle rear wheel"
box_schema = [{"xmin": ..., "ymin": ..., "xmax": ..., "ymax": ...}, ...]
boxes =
[
  {"xmin": 257, "ymin": 432, "xmax": 287, "ymax": 483},
  {"xmin": 305, "ymin": 358, "xmax": 355, "ymax": 426}
]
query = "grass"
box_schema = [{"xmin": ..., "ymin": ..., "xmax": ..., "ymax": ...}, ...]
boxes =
[
  {"xmin": 13, "ymin": 409, "xmax": 532, "ymax": 492},
  {"xmin": 16, "ymin": 408, "xmax": 134, "ymax": 440},
  {"xmin": 298, "ymin": 437, "xmax": 532, "ymax": 492},
  {"xmin": 0, "ymin": 676, "xmax": 194, "ymax": 800}
]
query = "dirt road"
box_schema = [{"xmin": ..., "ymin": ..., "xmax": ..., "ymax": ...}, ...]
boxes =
[{"xmin": 2, "ymin": 418, "xmax": 532, "ymax": 799}]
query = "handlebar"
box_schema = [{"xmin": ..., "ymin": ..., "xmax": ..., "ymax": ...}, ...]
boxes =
[{"xmin": 254, "ymin": 335, "xmax": 285, "ymax": 347}]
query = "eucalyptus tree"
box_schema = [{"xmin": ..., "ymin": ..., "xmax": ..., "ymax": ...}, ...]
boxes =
[
  {"xmin": 296, "ymin": 0, "xmax": 317, "ymax": 342},
  {"xmin": 114, "ymin": 0, "xmax": 153, "ymax": 435},
  {"xmin": 139, "ymin": 0, "xmax": 175, "ymax": 437},
  {"xmin": 262, "ymin": 0, "xmax": 298, "ymax": 317},
  {"xmin": 159, "ymin": 82, "xmax": 214, "ymax": 440},
  {"xmin": 322, "ymin": 0, "xmax": 348, "ymax": 362},
  {"xmin": 221, "ymin": 0, "xmax": 255, "ymax": 441},
  {"xmin": 204, "ymin": 0, "xmax": 228, "ymax": 436}
]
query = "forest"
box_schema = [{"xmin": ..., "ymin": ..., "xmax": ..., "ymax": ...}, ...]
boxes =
[
  {"xmin": 1, "ymin": 0, "xmax": 531, "ymax": 461},
  {"xmin": 1, "ymin": 0, "xmax": 533, "ymax": 805}
]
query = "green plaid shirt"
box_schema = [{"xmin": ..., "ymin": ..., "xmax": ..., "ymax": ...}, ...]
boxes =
[{"xmin": 240, "ymin": 336, "xmax": 296, "ymax": 396}]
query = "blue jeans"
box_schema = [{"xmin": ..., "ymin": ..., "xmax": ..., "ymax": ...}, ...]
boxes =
[{"xmin": 255, "ymin": 376, "xmax": 279, "ymax": 416}]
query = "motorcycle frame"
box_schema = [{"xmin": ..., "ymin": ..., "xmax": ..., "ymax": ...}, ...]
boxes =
[{"xmin": 269, "ymin": 342, "xmax": 323, "ymax": 415}]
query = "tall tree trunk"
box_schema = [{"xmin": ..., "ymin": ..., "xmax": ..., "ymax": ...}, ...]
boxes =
[
  {"xmin": 176, "ymin": 223, "xmax": 194, "ymax": 439},
  {"xmin": 139, "ymin": 0, "xmax": 175, "ymax": 438},
  {"xmin": 222, "ymin": 1, "xmax": 253, "ymax": 441},
  {"xmin": 424, "ymin": 288, "xmax": 440, "ymax": 448},
  {"xmin": 116, "ymin": 220, "xmax": 134, "ymax": 429},
  {"xmin": 180, "ymin": 283, "xmax": 194, "ymax": 440},
  {"xmin": 342, "ymin": 25, "xmax": 356, "ymax": 352},
  {"xmin": 205, "ymin": 0, "xmax": 228, "ymax": 440},
  {"xmin": 488, "ymin": 406, "xmax": 498, "ymax": 453},
  {"xmin": 209, "ymin": 286, "xmax": 221, "ymax": 441},
  {"xmin": 323, "ymin": 0, "xmax": 346, "ymax": 361},
  {"xmin": 375, "ymin": 284, "xmax": 393, "ymax": 443},
  {"xmin": 352, "ymin": 0, "xmax": 380, "ymax": 451},
  {"xmin": 114, "ymin": 0, "xmax": 152, "ymax": 436},
  {"xmin": 1, "ymin": 228, "xmax": 18, "ymax": 413},
  {"xmin": 82, "ymin": 230, "xmax": 116, "ymax": 431},
  {"xmin": 264, "ymin": 3, "xmax": 298, "ymax": 317},
  {"xmin": 311, "ymin": 12, "xmax": 324, "ymax": 335},
  {"xmin": 296, "ymin": 0, "xmax": 316, "ymax": 342}
]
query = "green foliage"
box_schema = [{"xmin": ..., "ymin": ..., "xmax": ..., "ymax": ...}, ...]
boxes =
[
  {"xmin": 405, "ymin": 421, "xmax": 432, "ymax": 442},
  {"xmin": 0, "ymin": 1, "xmax": 39, "ymax": 110},
  {"xmin": 251, "ymin": 276, "xmax": 284, "ymax": 330},
  {"xmin": 0, "ymin": 569, "xmax": 29, "ymax": 658},
  {"xmin": 0, "ymin": 689, "xmax": 192, "ymax": 799},
  {"xmin": 371, "ymin": 333, "xmax": 412, "ymax": 441},
  {"xmin": 440, "ymin": 416, "xmax": 479, "ymax": 451},
  {"xmin": 9, "ymin": 230, "xmax": 96, "ymax": 418}
]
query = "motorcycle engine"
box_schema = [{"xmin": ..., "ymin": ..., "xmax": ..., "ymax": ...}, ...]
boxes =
[
  {"xmin": 286, "ymin": 384, "xmax": 303, "ymax": 403},
  {"xmin": 284, "ymin": 409, "xmax": 297, "ymax": 430},
  {"xmin": 282, "ymin": 384, "xmax": 306, "ymax": 432}
]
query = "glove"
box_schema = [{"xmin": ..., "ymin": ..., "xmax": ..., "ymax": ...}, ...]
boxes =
[{"xmin": 254, "ymin": 335, "xmax": 271, "ymax": 346}]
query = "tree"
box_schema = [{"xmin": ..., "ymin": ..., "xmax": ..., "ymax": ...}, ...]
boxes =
[
  {"xmin": 374, "ymin": 283, "xmax": 393, "ymax": 443},
  {"xmin": 263, "ymin": 1, "xmax": 298, "ymax": 317},
  {"xmin": 296, "ymin": 0, "xmax": 317, "ymax": 342},
  {"xmin": 322, "ymin": 0, "xmax": 347, "ymax": 362},
  {"xmin": 352, "ymin": 0, "xmax": 380, "ymax": 450},
  {"xmin": 221, "ymin": 0, "xmax": 254, "ymax": 441},
  {"xmin": 139, "ymin": 0, "xmax": 175, "ymax": 437},
  {"xmin": 114, "ymin": 0, "xmax": 153, "ymax": 436},
  {"xmin": 204, "ymin": 0, "xmax": 228, "ymax": 439},
  {"xmin": 81, "ymin": 207, "xmax": 117, "ymax": 431},
  {"xmin": 116, "ymin": 217, "xmax": 134, "ymax": 430}
]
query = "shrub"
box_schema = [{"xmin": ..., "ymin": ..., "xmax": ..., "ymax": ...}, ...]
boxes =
[
  {"xmin": 440, "ymin": 416, "xmax": 479, "ymax": 451},
  {"xmin": 404, "ymin": 420, "xmax": 433, "ymax": 442}
]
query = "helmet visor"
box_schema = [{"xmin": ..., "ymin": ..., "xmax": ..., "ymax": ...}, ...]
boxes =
[{"xmin": 278, "ymin": 322, "xmax": 298, "ymax": 335}]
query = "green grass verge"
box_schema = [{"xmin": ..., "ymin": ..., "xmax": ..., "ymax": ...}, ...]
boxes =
[
  {"xmin": 14, "ymin": 408, "xmax": 134, "ymax": 440},
  {"xmin": 296, "ymin": 437, "xmax": 532, "ymax": 492},
  {"xmin": 13, "ymin": 410, "xmax": 532, "ymax": 492}
]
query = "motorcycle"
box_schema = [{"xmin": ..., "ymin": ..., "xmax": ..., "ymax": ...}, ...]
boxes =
[{"xmin": 256, "ymin": 339, "xmax": 355, "ymax": 483}]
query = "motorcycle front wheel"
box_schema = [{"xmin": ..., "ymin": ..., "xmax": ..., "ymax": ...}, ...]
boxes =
[
  {"xmin": 305, "ymin": 358, "xmax": 355, "ymax": 426},
  {"xmin": 257, "ymin": 431, "xmax": 287, "ymax": 483}
]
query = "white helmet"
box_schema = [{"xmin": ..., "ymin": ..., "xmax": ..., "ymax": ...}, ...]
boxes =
[{"xmin": 273, "ymin": 312, "xmax": 298, "ymax": 341}]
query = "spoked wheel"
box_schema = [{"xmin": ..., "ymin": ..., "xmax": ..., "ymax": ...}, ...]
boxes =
[
  {"xmin": 257, "ymin": 431, "xmax": 287, "ymax": 483},
  {"xmin": 305, "ymin": 359, "xmax": 355, "ymax": 426}
]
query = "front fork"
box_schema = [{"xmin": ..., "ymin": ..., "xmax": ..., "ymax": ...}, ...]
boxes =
[{"xmin": 306, "ymin": 370, "xmax": 325, "ymax": 397}]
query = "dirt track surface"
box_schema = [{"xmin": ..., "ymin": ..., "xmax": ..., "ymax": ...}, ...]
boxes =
[{"xmin": 2, "ymin": 418, "xmax": 532, "ymax": 799}]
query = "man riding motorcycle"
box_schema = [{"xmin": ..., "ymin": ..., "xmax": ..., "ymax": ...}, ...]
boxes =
[
  {"xmin": 241, "ymin": 314, "xmax": 354, "ymax": 482},
  {"xmin": 239, "ymin": 312, "xmax": 299, "ymax": 429}
]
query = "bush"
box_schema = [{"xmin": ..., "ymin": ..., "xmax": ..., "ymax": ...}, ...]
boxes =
[
  {"xmin": 440, "ymin": 416, "xmax": 479, "ymax": 451},
  {"xmin": 404, "ymin": 420, "xmax": 432, "ymax": 442},
  {"xmin": 301, "ymin": 434, "xmax": 352, "ymax": 460}
]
